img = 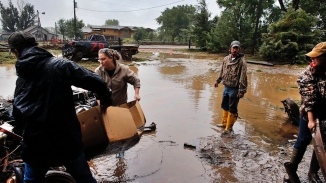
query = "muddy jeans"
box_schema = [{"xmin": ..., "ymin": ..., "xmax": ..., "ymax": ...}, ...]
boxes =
[
  {"xmin": 294, "ymin": 116, "xmax": 312, "ymax": 151},
  {"xmin": 24, "ymin": 152, "xmax": 96, "ymax": 183},
  {"xmin": 221, "ymin": 86, "xmax": 239, "ymax": 114}
]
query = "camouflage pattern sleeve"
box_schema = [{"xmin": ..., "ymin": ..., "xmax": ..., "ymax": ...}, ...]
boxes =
[
  {"xmin": 297, "ymin": 66, "xmax": 317, "ymax": 112},
  {"xmin": 238, "ymin": 57, "xmax": 247, "ymax": 94},
  {"xmin": 216, "ymin": 56, "xmax": 228, "ymax": 84}
]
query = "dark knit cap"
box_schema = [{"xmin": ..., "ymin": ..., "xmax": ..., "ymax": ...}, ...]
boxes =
[{"xmin": 8, "ymin": 31, "xmax": 38, "ymax": 54}]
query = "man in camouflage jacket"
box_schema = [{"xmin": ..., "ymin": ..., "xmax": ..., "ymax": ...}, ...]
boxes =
[{"xmin": 214, "ymin": 40, "xmax": 247, "ymax": 133}]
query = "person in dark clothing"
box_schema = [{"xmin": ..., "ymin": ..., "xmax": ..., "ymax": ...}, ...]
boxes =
[
  {"xmin": 284, "ymin": 42, "xmax": 326, "ymax": 183},
  {"xmin": 8, "ymin": 31, "xmax": 112, "ymax": 183}
]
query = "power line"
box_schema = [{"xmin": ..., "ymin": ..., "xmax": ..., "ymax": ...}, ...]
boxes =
[
  {"xmin": 85, "ymin": 0, "xmax": 135, "ymax": 8},
  {"xmin": 78, "ymin": 0, "xmax": 185, "ymax": 12}
]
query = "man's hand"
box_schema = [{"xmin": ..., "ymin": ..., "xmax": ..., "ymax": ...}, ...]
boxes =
[
  {"xmin": 100, "ymin": 105, "xmax": 110, "ymax": 114},
  {"xmin": 308, "ymin": 119, "xmax": 316, "ymax": 129},
  {"xmin": 214, "ymin": 82, "xmax": 218, "ymax": 88},
  {"xmin": 238, "ymin": 93, "xmax": 244, "ymax": 98},
  {"xmin": 134, "ymin": 94, "xmax": 141, "ymax": 101}
]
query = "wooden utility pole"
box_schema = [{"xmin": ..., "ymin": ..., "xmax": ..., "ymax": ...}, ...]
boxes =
[
  {"xmin": 73, "ymin": 0, "xmax": 77, "ymax": 39},
  {"xmin": 55, "ymin": 22, "xmax": 57, "ymax": 39}
]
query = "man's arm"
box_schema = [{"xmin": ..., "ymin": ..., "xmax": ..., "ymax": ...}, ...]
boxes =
[
  {"xmin": 62, "ymin": 60, "xmax": 112, "ymax": 106},
  {"xmin": 134, "ymin": 87, "xmax": 140, "ymax": 101},
  {"xmin": 215, "ymin": 57, "xmax": 227, "ymax": 87},
  {"xmin": 238, "ymin": 58, "xmax": 247, "ymax": 97}
]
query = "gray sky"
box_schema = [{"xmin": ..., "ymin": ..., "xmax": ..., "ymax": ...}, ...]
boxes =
[{"xmin": 3, "ymin": 0, "xmax": 222, "ymax": 29}]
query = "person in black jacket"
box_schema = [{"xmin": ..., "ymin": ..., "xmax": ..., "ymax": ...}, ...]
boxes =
[{"xmin": 8, "ymin": 31, "xmax": 112, "ymax": 183}]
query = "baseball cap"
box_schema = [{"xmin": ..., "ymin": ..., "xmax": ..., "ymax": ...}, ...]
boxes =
[
  {"xmin": 306, "ymin": 42, "xmax": 326, "ymax": 58},
  {"xmin": 230, "ymin": 40, "xmax": 240, "ymax": 48},
  {"xmin": 8, "ymin": 31, "xmax": 38, "ymax": 54}
]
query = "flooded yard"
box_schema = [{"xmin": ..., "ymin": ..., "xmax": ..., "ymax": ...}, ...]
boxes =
[{"xmin": 0, "ymin": 49, "xmax": 321, "ymax": 182}]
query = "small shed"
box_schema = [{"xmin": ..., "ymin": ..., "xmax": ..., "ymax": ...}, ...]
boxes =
[{"xmin": 23, "ymin": 25, "xmax": 57, "ymax": 41}]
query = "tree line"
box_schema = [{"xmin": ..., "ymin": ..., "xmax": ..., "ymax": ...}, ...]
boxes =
[
  {"xmin": 1, "ymin": 0, "xmax": 325, "ymax": 63},
  {"xmin": 0, "ymin": 0, "xmax": 86, "ymax": 40},
  {"xmin": 148, "ymin": 0, "xmax": 326, "ymax": 64}
]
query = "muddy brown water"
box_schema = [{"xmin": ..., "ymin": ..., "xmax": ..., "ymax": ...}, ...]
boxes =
[{"xmin": 0, "ymin": 50, "xmax": 322, "ymax": 182}]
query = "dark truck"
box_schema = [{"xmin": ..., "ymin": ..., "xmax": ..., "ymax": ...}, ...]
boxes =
[{"xmin": 62, "ymin": 34, "xmax": 139, "ymax": 61}]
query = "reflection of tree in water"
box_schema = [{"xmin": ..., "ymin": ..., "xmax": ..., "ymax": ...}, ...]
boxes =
[{"xmin": 159, "ymin": 65, "xmax": 186, "ymax": 75}]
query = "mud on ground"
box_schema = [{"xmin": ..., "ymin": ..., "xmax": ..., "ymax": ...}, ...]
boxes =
[{"xmin": 136, "ymin": 48, "xmax": 323, "ymax": 183}]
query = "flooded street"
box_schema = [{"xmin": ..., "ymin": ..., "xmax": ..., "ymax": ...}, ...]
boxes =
[{"xmin": 0, "ymin": 50, "xmax": 320, "ymax": 182}]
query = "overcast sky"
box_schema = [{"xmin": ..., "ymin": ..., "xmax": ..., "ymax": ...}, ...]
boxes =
[{"xmin": 2, "ymin": 0, "xmax": 223, "ymax": 29}]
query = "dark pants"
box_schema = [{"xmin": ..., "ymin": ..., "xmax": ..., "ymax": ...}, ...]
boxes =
[
  {"xmin": 294, "ymin": 116, "xmax": 312, "ymax": 151},
  {"xmin": 221, "ymin": 86, "xmax": 239, "ymax": 114},
  {"xmin": 24, "ymin": 153, "xmax": 96, "ymax": 183}
]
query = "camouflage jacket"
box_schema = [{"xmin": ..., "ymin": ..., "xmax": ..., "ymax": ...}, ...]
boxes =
[
  {"xmin": 216, "ymin": 53, "xmax": 247, "ymax": 94},
  {"xmin": 297, "ymin": 65, "xmax": 326, "ymax": 121}
]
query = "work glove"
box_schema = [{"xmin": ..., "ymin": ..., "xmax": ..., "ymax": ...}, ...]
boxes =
[{"xmin": 97, "ymin": 87, "xmax": 113, "ymax": 113}]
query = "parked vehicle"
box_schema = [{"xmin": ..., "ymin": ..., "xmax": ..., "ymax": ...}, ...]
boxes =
[{"xmin": 62, "ymin": 34, "xmax": 139, "ymax": 62}]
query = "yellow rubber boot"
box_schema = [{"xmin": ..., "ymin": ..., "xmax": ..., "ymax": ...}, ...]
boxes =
[
  {"xmin": 216, "ymin": 110, "xmax": 229, "ymax": 128},
  {"xmin": 225, "ymin": 112, "xmax": 237, "ymax": 131}
]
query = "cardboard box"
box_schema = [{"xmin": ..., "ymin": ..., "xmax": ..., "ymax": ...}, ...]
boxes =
[
  {"xmin": 77, "ymin": 106, "xmax": 108, "ymax": 148},
  {"xmin": 119, "ymin": 100, "xmax": 146, "ymax": 129},
  {"xmin": 77, "ymin": 100, "xmax": 146, "ymax": 148}
]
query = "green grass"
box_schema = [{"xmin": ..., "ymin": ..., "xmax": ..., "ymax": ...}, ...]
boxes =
[
  {"xmin": 278, "ymin": 87, "xmax": 287, "ymax": 91},
  {"xmin": 0, "ymin": 52, "xmax": 17, "ymax": 64},
  {"xmin": 132, "ymin": 57, "xmax": 148, "ymax": 62}
]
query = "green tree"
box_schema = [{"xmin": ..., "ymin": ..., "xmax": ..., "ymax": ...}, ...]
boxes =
[
  {"xmin": 0, "ymin": 0, "xmax": 36, "ymax": 32},
  {"xmin": 192, "ymin": 0, "xmax": 211, "ymax": 50},
  {"xmin": 210, "ymin": 0, "xmax": 279, "ymax": 53},
  {"xmin": 260, "ymin": 8, "xmax": 321, "ymax": 64},
  {"xmin": 147, "ymin": 31, "xmax": 154, "ymax": 41},
  {"xmin": 57, "ymin": 18, "xmax": 67, "ymax": 41},
  {"xmin": 206, "ymin": 10, "xmax": 236, "ymax": 52},
  {"xmin": 17, "ymin": 2, "xmax": 35, "ymax": 30},
  {"xmin": 0, "ymin": 0, "xmax": 19, "ymax": 32},
  {"xmin": 133, "ymin": 27, "xmax": 147, "ymax": 42},
  {"xmin": 104, "ymin": 19, "xmax": 119, "ymax": 26},
  {"xmin": 277, "ymin": 0, "xmax": 300, "ymax": 12},
  {"xmin": 299, "ymin": 0, "xmax": 326, "ymax": 40},
  {"xmin": 65, "ymin": 18, "xmax": 85, "ymax": 40},
  {"xmin": 156, "ymin": 5, "xmax": 195, "ymax": 42}
]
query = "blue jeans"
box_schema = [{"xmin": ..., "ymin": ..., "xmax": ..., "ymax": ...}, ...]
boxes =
[
  {"xmin": 221, "ymin": 87, "xmax": 239, "ymax": 114},
  {"xmin": 294, "ymin": 116, "xmax": 312, "ymax": 151},
  {"xmin": 24, "ymin": 153, "xmax": 96, "ymax": 183}
]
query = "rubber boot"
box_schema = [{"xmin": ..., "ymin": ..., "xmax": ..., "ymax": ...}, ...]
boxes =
[
  {"xmin": 283, "ymin": 148, "xmax": 305, "ymax": 183},
  {"xmin": 224, "ymin": 112, "xmax": 237, "ymax": 132},
  {"xmin": 216, "ymin": 110, "xmax": 228, "ymax": 128},
  {"xmin": 308, "ymin": 151, "xmax": 322, "ymax": 183}
]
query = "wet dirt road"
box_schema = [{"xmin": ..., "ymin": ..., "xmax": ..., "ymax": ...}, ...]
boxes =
[
  {"xmin": 91, "ymin": 51, "xmax": 313, "ymax": 183},
  {"xmin": 0, "ymin": 49, "xmax": 321, "ymax": 182}
]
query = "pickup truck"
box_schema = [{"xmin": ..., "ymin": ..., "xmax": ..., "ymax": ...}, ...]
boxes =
[{"xmin": 62, "ymin": 34, "xmax": 139, "ymax": 62}]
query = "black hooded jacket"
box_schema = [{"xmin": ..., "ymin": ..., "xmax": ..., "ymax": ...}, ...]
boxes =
[{"xmin": 13, "ymin": 46, "xmax": 112, "ymax": 166}]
